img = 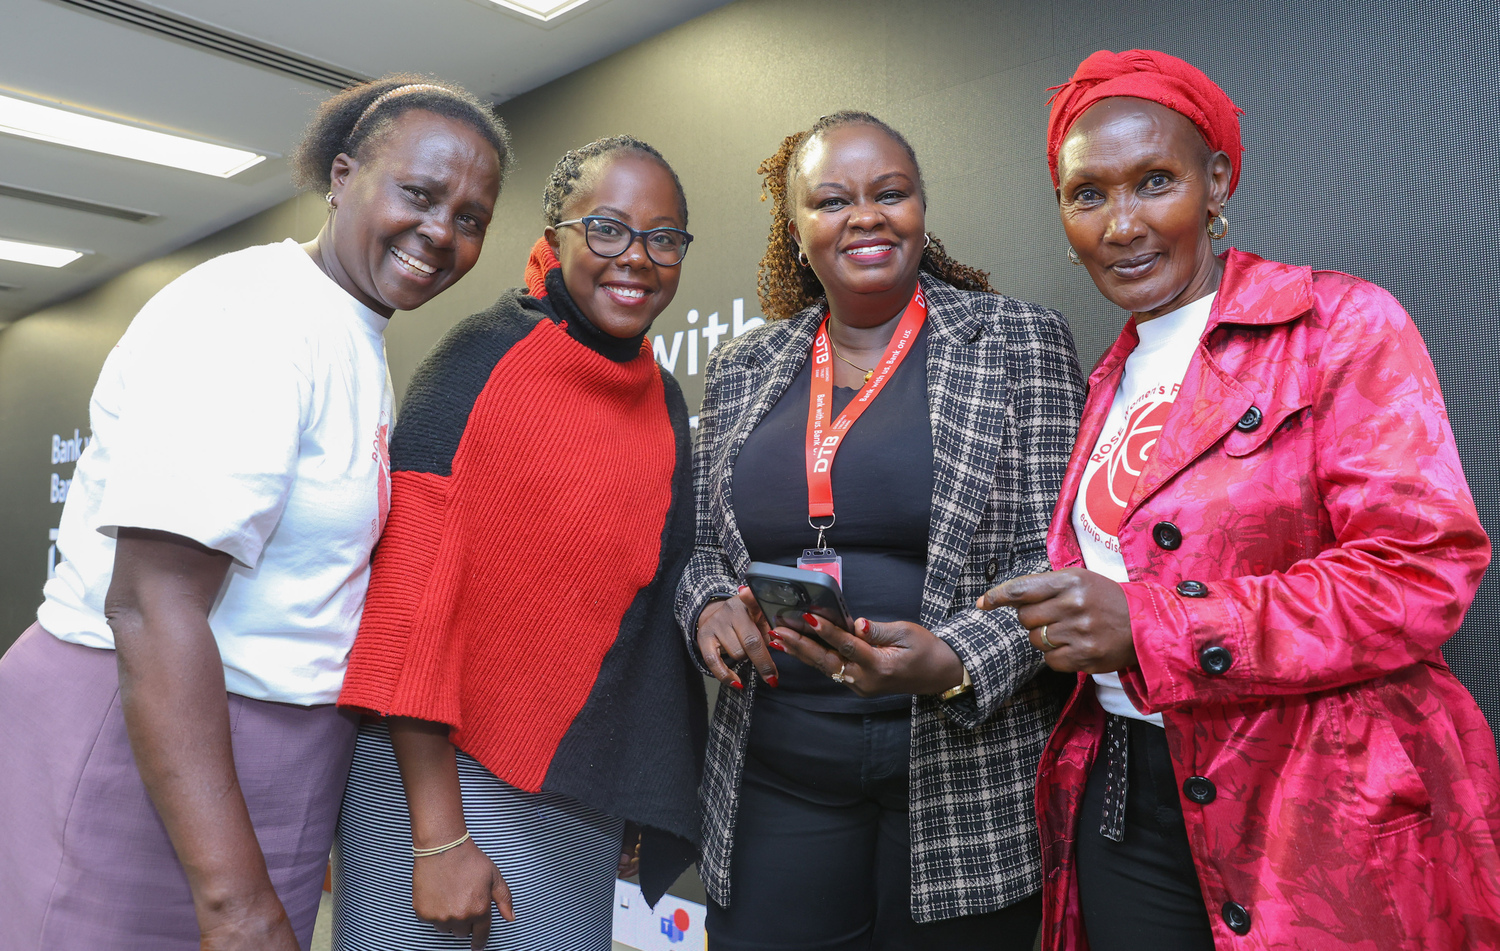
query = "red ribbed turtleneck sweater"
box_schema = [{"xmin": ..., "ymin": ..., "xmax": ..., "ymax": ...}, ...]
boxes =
[{"xmin": 340, "ymin": 246, "xmax": 706, "ymax": 902}]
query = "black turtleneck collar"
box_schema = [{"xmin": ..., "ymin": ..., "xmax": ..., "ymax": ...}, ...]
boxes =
[{"xmin": 542, "ymin": 268, "xmax": 647, "ymax": 363}]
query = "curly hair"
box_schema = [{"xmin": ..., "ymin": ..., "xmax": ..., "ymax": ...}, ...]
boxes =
[
  {"xmin": 290, "ymin": 73, "xmax": 512, "ymax": 193},
  {"xmin": 541, "ymin": 134, "xmax": 688, "ymax": 227},
  {"xmin": 756, "ymin": 111, "xmax": 994, "ymax": 321}
]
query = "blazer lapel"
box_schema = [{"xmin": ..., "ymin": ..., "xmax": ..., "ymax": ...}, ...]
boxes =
[
  {"xmin": 709, "ymin": 310, "xmax": 821, "ymax": 576},
  {"xmin": 921, "ymin": 275, "xmax": 1009, "ymax": 627}
]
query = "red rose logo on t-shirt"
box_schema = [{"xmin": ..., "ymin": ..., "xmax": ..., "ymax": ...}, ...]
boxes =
[
  {"xmin": 1084, "ymin": 396, "xmax": 1172, "ymax": 537},
  {"xmin": 373, "ymin": 417, "xmax": 391, "ymax": 537}
]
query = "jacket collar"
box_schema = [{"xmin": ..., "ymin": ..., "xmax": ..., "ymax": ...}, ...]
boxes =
[
  {"xmin": 1084, "ymin": 248, "xmax": 1313, "ymax": 388},
  {"xmin": 1211, "ymin": 248, "xmax": 1313, "ymax": 328},
  {"xmin": 1049, "ymin": 248, "xmax": 1316, "ymax": 570}
]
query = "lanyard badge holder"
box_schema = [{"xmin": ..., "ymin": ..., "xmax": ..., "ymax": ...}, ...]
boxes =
[
  {"xmin": 798, "ymin": 521, "xmax": 843, "ymax": 585},
  {"xmin": 800, "ymin": 286, "xmax": 928, "ymax": 591}
]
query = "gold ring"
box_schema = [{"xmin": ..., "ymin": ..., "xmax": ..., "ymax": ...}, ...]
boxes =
[
  {"xmin": 831, "ymin": 663, "xmax": 848, "ymax": 683},
  {"xmin": 1039, "ymin": 624, "xmax": 1055, "ymax": 650}
]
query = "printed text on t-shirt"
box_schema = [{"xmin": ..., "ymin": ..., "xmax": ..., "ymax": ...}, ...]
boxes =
[{"xmin": 1078, "ymin": 383, "xmax": 1178, "ymax": 551}]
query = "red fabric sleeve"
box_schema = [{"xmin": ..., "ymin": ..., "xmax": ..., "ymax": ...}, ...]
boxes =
[{"xmin": 337, "ymin": 469, "xmax": 464, "ymax": 728}]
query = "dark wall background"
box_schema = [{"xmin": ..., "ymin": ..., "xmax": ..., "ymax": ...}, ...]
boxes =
[{"xmin": 0, "ymin": 0, "xmax": 1494, "ymax": 825}]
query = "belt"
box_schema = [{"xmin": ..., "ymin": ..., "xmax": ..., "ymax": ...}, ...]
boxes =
[{"xmin": 1099, "ymin": 713, "xmax": 1129, "ymax": 843}]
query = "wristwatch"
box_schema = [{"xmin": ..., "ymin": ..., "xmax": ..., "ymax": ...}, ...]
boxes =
[{"xmin": 939, "ymin": 667, "xmax": 973, "ymax": 701}]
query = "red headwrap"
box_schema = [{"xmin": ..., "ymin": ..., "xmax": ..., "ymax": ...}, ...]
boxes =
[
  {"xmin": 524, "ymin": 235, "xmax": 561, "ymax": 297},
  {"xmin": 1046, "ymin": 49, "xmax": 1244, "ymax": 196}
]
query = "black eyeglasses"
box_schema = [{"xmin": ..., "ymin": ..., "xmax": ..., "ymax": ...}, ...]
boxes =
[{"xmin": 555, "ymin": 216, "xmax": 694, "ymax": 267}]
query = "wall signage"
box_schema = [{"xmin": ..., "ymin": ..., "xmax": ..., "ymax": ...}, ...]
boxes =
[{"xmin": 45, "ymin": 425, "xmax": 89, "ymax": 579}]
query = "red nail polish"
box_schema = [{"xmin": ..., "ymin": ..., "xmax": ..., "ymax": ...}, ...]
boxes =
[
  {"xmin": 731, "ymin": 680, "xmax": 743, "ymax": 690},
  {"xmin": 860, "ymin": 618, "xmax": 871, "ymax": 635},
  {"xmin": 766, "ymin": 675, "xmax": 779, "ymax": 688},
  {"xmin": 769, "ymin": 637, "xmax": 785, "ymax": 652},
  {"xmin": 802, "ymin": 613, "xmax": 820, "ymax": 628}
]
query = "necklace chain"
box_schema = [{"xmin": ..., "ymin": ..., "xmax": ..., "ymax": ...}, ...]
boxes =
[{"xmin": 827, "ymin": 336, "xmax": 875, "ymax": 383}]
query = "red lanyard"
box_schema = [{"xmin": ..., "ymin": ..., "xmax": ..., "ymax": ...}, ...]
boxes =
[{"xmin": 805, "ymin": 285, "xmax": 928, "ymax": 539}]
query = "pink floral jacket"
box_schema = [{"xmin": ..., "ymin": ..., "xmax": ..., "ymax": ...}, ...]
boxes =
[{"xmin": 1038, "ymin": 249, "xmax": 1500, "ymax": 950}]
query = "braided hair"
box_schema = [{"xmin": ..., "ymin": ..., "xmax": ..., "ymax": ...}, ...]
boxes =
[
  {"xmin": 290, "ymin": 73, "xmax": 512, "ymax": 193},
  {"xmin": 541, "ymin": 134, "xmax": 688, "ymax": 227},
  {"xmin": 756, "ymin": 111, "xmax": 993, "ymax": 322}
]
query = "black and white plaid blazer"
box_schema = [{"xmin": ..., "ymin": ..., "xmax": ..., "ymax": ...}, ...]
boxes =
[{"xmin": 675, "ymin": 272, "xmax": 1087, "ymax": 922}]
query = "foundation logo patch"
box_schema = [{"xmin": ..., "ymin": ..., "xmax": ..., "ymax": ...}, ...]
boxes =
[{"xmin": 1083, "ymin": 394, "xmax": 1172, "ymax": 538}]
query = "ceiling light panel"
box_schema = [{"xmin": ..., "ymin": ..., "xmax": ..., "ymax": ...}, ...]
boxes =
[
  {"xmin": 0, "ymin": 237, "xmax": 87, "ymax": 268},
  {"xmin": 485, "ymin": 0, "xmax": 594, "ymax": 22},
  {"xmin": 0, "ymin": 93, "xmax": 266, "ymax": 177}
]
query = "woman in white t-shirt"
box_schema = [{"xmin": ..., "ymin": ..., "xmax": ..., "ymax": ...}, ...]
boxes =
[{"xmin": 0, "ymin": 77, "xmax": 508, "ymax": 951}]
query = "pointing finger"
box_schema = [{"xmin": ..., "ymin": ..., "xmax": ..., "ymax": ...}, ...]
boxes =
[{"xmin": 977, "ymin": 571, "xmax": 1072, "ymax": 610}]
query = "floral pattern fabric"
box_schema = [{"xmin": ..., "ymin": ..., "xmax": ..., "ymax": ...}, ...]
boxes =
[{"xmin": 1037, "ymin": 249, "xmax": 1500, "ymax": 950}]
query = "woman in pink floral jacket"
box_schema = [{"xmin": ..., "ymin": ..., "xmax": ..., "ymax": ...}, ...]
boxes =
[{"xmin": 980, "ymin": 50, "xmax": 1500, "ymax": 950}]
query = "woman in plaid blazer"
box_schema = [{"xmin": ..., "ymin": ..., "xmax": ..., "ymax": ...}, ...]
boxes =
[{"xmin": 675, "ymin": 112, "xmax": 1085, "ymax": 948}]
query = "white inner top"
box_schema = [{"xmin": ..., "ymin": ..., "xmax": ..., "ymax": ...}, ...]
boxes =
[
  {"xmin": 1071, "ymin": 292, "xmax": 1216, "ymax": 726},
  {"xmin": 39, "ymin": 239, "xmax": 394, "ymax": 705}
]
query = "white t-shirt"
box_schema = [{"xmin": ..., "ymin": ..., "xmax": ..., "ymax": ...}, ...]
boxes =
[
  {"xmin": 38, "ymin": 239, "xmax": 394, "ymax": 705},
  {"xmin": 1071, "ymin": 293, "xmax": 1215, "ymax": 726}
]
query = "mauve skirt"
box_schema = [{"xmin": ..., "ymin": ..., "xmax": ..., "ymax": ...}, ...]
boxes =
[{"xmin": 0, "ymin": 623, "xmax": 358, "ymax": 951}]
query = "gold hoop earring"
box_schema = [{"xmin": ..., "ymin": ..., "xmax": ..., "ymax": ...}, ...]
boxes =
[
  {"xmin": 1067, "ymin": 247, "xmax": 1083, "ymax": 266},
  {"xmin": 798, "ymin": 250, "xmax": 809, "ymax": 267},
  {"xmin": 325, "ymin": 191, "xmax": 335, "ymax": 208},
  {"xmin": 1208, "ymin": 213, "xmax": 1228, "ymax": 240}
]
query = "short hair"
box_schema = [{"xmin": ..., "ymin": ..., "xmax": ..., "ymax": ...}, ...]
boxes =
[
  {"xmin": 290, "ymin": 74, "xmax": 512, "ymax": 193},
  {"xmin": 756, "ymin": 111, "xmax": 993, "ymax": 321},
  {"xmin": 541, "ymin": 134, "xmax": 688, "ymax": 227}
]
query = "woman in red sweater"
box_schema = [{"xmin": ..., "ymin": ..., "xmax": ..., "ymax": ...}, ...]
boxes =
[{"xmin": 333, "ymin": 136, "xmax": 706, "ymax": 951}]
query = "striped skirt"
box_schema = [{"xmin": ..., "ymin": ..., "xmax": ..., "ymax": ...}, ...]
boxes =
[{"xmin": 333, "ymin": 721, "xmax": 624, "ymax": 951}]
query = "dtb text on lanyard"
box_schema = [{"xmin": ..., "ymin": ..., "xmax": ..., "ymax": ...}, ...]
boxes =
[{"xmin": 800, "ymin": 285, "xmax": 928, "ymax": 585}]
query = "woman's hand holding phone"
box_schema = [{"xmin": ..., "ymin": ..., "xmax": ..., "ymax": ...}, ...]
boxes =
[
  {"xmin": 775, "ymin": 615, "xmax": 967, "ymax": 698},
  {"xmin": 696, "ymin": 588, "xmax": 780, "ymax": 690}
]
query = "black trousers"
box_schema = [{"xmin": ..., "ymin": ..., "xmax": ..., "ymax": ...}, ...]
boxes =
[
  {"xmin": 707, "ymin": 695, "xmax": 1042, "ymax": 951},
  {"xmin": 1076, "ymin": 717, "xmax": 1215, "ymax": 951}
]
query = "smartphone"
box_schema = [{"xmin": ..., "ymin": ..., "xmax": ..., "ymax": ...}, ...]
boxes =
[{"xmin": 744, "ymin": 561, "xmax": 855, "ymax": 640}]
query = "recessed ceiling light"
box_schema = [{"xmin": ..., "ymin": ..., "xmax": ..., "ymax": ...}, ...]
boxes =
[
  {"xmin": 0, "ymin": 93, "xmax": 266, "ymax": 178},
  {"xmin": 484, "ymin": 0, "xmax": 594, "ymax": 22},
  {"xmin": 0, "ymin": 237, "xmax": 87, "ymax": 268}
]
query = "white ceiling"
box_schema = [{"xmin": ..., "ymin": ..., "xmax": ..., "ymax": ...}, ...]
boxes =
[{"xmin": 0, "ymin": 0, "xmax": 731, "ymax": 323}]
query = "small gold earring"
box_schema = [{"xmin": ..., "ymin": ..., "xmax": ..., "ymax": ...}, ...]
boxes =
[
  {"xmin": 1208, "ymin": 212, "xmax": 1228, "ymax": 240},
  {"xmin": 325, "ymin": 191, "xmax": 335, "ymax": 208},
  {"xmin": 798, "ymin": 250, "xmax": 809, "ymax": 267},
  {"xmin": 1067, "ymin": 247, "xmax": 1083, "ymax": 266}
]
